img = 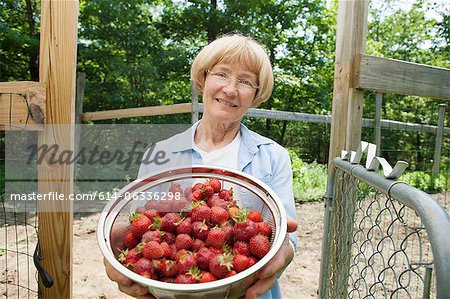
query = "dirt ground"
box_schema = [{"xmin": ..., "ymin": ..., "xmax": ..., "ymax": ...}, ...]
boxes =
[{"xmin": 1, "ymin": 201, "xmax": 324, "ymax": 298}]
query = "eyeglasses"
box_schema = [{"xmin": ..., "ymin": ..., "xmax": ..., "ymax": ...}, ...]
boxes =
[{"xmin": 206, "ymin": 70, "xmax": 259, "ymax": 92}]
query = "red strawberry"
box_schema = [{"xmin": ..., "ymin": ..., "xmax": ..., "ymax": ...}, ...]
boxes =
[
  {"xmin": 249, "ymin": 234, "xmax": 270, "ymax": 258},
  {"xmin": 124, "ymin": 229, "xmax": 140, "ymax": 249},
  {"xmin": 233, "ymin": 217, "xmax": 257, "ymax": 242},
  {"xmin": 206, "ymin": 195, "xmax": 228, "ymax": 209},
  {"xmin": 129, "ymin": 213, "xmax": 152, "ymax": 238},
  {"xmin": 144, "ymin": 209, "xmax": 159, "ymax": 221},
  {"xmin": 199, "ymin": 271, "xmax": 217, "ymax": 283},
  {"xmin": 192, "ymin": 183, "xmax": 205, "ymax": 192},
  {"xmin": 191, "ymin": 205, "xmax": 211, "ymax": 223},
  {"xmin": 160, "ymin": 277, "xmax": 175, "ymax": 283},
  {"xmin": 248, "ymin": 256, "xmax": 258, "ymax": 267},
  {"xmin": 210, "ymin": 206, "xmax": 228, "ymax": 225},
  {"xmin": 160, "ymin": 213, "xmax": 181, "ymax": 232},
  {"xmin": 175, "ymin": 267, "xmax": 201, "ymax": 284},
  {"xmin": 203, "ymin": 185, "xmax": 214, "ymax": 198},
  {"xmin": 220, "ymin": 221, "xmax": 234, "ymax": 244},
  {"xmin": 134, "ymin": 257, "xmax": 157, "ymax": 279},
  {"xmin": 225, "ymin": 270, "xmax": 237, "ymax": 278},
  {"xmin": 232, "ymin": 241, "xmax": 250, "ymax": 256},
  {"xmin": 205, "ymin": 227, "xmax": 227, "ymax": 249},
  {"xmin": 232, "ymin": 254, "xmax": 251, "ymax": 272},
  {"xmin": 161, "ymin": 259, "xmax": 178, "ymax": 277},
  {"xmin": 184, "ymin": 186, "xmax": 193, "ymax": 199},
  {"xmin": 142, "ymin": 241, "xmax": 164, "ymax": 260},
  {"xmin": 256, "ymin": 222, "xmax": 272, "ymax": 237},
  {"xmin": 192, "ymin": 239, "xmax": 205, "ymax": 251},
  {"xmin": 248, "ymin": 210, "xmax": 263, "ymax": 222},
  {"xmin": 218, "ymin": 188, "xmax": 233, "ymax": 201},
  {"xmin": 192, "ymin": 221, "xmax": 210, "ymax": 241},
  {"xmin": 176, "ymin": 250, "xmax": 197, "ymax": 274},
  {"xmin": 191, "ymin": 189, "xmax": 203, "ymax": 202},
  {"xmin": 176, "ymin": 217, "xmax": 193, "ymax": 235},
  {"xmin": 195, "ymin": 247, "xmax": 214, "ymax": 270},
  {"xmin": 175, "ymin": 233, "xmax": 193, "ymax": 250},
  {"xmin": 141, "ymin": 230, "xmax": 162, "ymax": 243},
  {"xmin": 169, "ymin": 183, "xmax": 183, "ymax": 194},
  {"xmin": 209, "ymin": 253, "xmax": 234, "ymax": 278},
  {"xmin": 208, "ymin": 178, "xmax": 221, "ymax": 193},
  {"xmin": 161, "ymin": 231, "xmax": 176, "ymax": 244},
  {"xmin": 118, "ymin": 248, "xmax": 141, "ymax": 267}
]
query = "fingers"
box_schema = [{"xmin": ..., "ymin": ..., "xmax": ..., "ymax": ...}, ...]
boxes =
[
  {"xmin": 287, "ymin": 218, "xmax": 298, "ymax": 233},
  {"xmin": 104, "ymin": 258, "xmax": 133, "ymax": 286},
  {"xmin": 245, "ymin": 276, "xmax": 276, "ymax": 299}
]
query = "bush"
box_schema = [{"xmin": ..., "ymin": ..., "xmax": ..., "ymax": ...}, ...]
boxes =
[
  {"xmin": 289, "ymin": 150, "xmax": 327, "ymax": 202},
  {"xmin": 400, "ymin": 171, "xmax": 448, "ymax": 194}
]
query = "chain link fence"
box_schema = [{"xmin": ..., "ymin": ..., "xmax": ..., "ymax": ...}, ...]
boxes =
[{"xmin": 319, "ymin": 158, "xmax": 450, "ymax": 299}]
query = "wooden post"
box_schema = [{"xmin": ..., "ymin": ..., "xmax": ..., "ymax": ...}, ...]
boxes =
[
  {"xmin": 328, "ymin": 0, "xmax": 369, "ymax": 166},
  {"xmin": 375, "ymin": 92, "xmax": 382, "ymax": 156},
  {"xmin": 432, "ymin": 104, "xmax": 446, "ymax": 175},
  {"xmin": 37, "ymin": 1, "xmax": 78, "ymax": 298}
]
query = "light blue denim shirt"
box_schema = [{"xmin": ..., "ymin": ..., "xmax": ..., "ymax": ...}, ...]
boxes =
[{"xmin": 138, "ymin": 120, "xmax": 298, "ymax": 299}]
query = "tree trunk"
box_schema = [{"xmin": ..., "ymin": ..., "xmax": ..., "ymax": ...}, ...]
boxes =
[
  {"xmin": 207, "ymin": 0, "xmax": 217, "ymax": 43},
  {"xmin": 25, "ymin": 0, "xmax": 39, "ymax": 81}
]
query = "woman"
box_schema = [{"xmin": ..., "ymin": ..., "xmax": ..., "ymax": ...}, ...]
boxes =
[{"xmin": 105, "ymin": 33, "xmax": 298, "ymax": 299}]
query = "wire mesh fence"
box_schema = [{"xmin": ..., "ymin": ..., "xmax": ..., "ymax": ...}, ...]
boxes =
[
  {"xmin": 320, "ymin": 158, "xmax": 450, "ymax": 299},
  {"xmin": 0, "ymin": 198, "xmax": 39, "ymax": 298}
]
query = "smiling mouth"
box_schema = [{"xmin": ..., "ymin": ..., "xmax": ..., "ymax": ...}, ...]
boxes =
[{"xmin": 215, "ymin": 98, "xmax": 238, "ymax": 107}]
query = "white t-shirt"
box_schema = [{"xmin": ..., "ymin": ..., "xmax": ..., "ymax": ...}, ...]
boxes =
[{"xmin": 196, "ymin": 132, "xmax": 241, "ymax": 170}]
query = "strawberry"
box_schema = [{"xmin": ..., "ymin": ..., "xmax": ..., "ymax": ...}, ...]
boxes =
[
  {"xmin": 232, "ymin": 254, "xmax": 251, "ymax": 272},
  {"xmin": 225, "ymin": 270, "xmax": 237, "ymax": 278},
  {"xmin": 209, "ymin": 253, "xmax": 234, "ymax": 278},
  {"xmin": 192, "ymin": 239, "xmax": 205, "ymax": 251},
  {"xmin": 205, "ymin": 227, "xmax": 227, "ymax": 249},
  {"xmin": 124, "ymin": 229, "xmax": 140, "ymax": 249},
  {"xmin": 203, "ymin": 185, "xmax": 215, "ymax": 198},
  {"xmin": 175, "ymin": 267, "xmax": 201, "ymax": 284},
  {"xmin": 144, "ymin": 209, "xmax": 159, "ymax": 220},
  {"xmin": 142, "ymin": 241, "xmax": 164, "ymax": 260},
  {"xmin": 208, "ymin": 178, "xmax": 221, "ymax": 193},
  {"xmin": 220, "ymin": 221, "xmax": 234, "ymax": 244},
  {"xmin": 195, "ymin": 247, "xmax": 214, "ymax": 270},
  {"xmin": 118, "ymin": 248, "xmax": 141, "ymax": 267},
  {"xmin": 210, "ymin": 206, "xmax": 228, "ymax": 225},
  {"xmin": 176, "ymin": 217, "xmax": 193, "ymax": 235},
  {"xmin": 161, "ymin": 259, "xmax": 178, "ymax": 277},
  {"xmin": 141, "ymin": 230, "xmax": 162, "ymax": 243},
  {"xmin": 161, "ymin": 231, "xmax": 176, "ymax": 244},
  {"xmin": 199, "ymin": 271, "xmax": 217, "ymax": 283},
  {"xmin": 129, "ymin": 213, "xmax": 152, "ymax": 238},
  {"xmin": 175, "ymin": 233, "xmax": 193, "ymax": 250},
  {"xmin": 249, "ymin": 234, "xmax": 270, "ymax": 258},
  {"xmin": 160, "ymin": 212, "xmax": 181, "ymax": 232},
  {"xmin": 191, "ymin": 205, "xmax": 211, "ymax": 223},
  {"xmin": 206, "ymin": 195, "xmax": 228, "ymax": 209},
  {"xmin": 232, "ymin": 241, "xmax": 250, "ymax": 256},
  {"xmin": 248, "ymin": 256, "xmax": 258, "ymax": 267},
  {"xmin": 228, "ymin": 206, "xmax": 240, "ymax": 220},
  {"xmin": 218, "ymin": 188, "xmax": 233, "ymax": 201},
  {"xmin": 256, "ymin": 221, "xmax": 272, "ymax": 237},
  {"xmin": 169, "ymin": 183, "xmax": 183, "ymax": 195},
  {"xmin": 233, "ymin": 211, "xmax": 257, "ymax": 242},
  {"xmin": 176, "ymin": 250, "xmax": 197, "ymax": 274},
  {"xmin": 192, "ymin": 220, "xmax": 210, "ymax": 241},
  {"xmin": 133, "ymin": 257, "xmax": 157, "ymax": 279},
  {"xmin": 191, "ymin": 189, "xmax": 203, "ymax": 202},
  {"xmin": 248, "ymin": 210, "xmax": 263, "ymax": 222},
  {"xmin": 192, "ymin": 183, "xmax": 205, "ymax": 192}
]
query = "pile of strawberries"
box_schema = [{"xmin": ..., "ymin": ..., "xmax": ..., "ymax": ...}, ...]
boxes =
[{"xmin": 117, "ymin": 178, "xmax": 273, "ymax": 284}]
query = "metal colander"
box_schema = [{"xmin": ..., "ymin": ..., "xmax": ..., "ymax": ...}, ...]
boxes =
[{"xmin": 97, "ymin": 165, "xmax": 287, "ymax": 299}]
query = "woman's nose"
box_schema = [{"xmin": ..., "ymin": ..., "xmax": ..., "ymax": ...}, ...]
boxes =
[{"xmin": 223, "ymin": 80, "xmax": 239, "ymax": 95}]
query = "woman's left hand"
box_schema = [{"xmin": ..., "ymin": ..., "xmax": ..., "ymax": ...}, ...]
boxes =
[{"xmin": 243, "ymin": 218, "xmax": 298, "ymax": 299}]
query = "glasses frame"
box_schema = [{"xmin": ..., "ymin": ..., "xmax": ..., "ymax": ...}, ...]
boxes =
[{"xmin": 206, "ymin": 69, "xmax": 259, "ymax": 91}]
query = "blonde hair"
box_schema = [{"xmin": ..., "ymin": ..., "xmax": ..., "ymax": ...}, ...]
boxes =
[{"xmin": 190, "ymin": 34, "xmax": 274, "ymax": 107}]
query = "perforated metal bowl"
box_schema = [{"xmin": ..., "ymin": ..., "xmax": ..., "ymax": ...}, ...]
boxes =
[{"xmin": 97, "ymin": 165, "xmax": 287, "ymax": 299}]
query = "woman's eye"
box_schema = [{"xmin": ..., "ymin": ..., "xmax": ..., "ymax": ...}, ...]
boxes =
[
  {"xmin": 238, "ymin": 79, "xmax": 252, "ymax": 86},
  {"xmin": 216, "ymin": 72, "xmax": 228, "ymax": 78}
]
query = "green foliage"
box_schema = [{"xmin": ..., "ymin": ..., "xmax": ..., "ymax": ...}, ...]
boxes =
[
  {"xmin": 289, "ymin": 150, "xmax": 327, "ymax": 202},
  {"xmin": 400, "ymin": 171, "xmax": 448, "ymax": 193}
]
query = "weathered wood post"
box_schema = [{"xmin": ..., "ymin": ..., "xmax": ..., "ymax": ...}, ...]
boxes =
[
  {"xmin": 432, "ymin": 104, "xmax": 446, "ymax": 175},
  {"xmin": 37, "ymin": 0, "xmax": 78, "ymax": 297}
]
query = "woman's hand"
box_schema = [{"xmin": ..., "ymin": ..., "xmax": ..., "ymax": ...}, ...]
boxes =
[
  {"xmin": 243, "ymin": 218, "xmax": 298, "ymax": 299},
  {"xmin": 103, "ymin": 223, "xmax": 155, "ymax": 299}
]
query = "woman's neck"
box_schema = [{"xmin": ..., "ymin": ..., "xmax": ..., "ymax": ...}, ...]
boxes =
[{"xmin": 194, "ymin": 117, "xmax": 240, "ymax": 152}]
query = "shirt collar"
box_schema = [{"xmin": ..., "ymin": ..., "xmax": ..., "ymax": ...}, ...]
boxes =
[{"xmin": 169, "ymin": 120, "xmax": 272, "ymax": 154}]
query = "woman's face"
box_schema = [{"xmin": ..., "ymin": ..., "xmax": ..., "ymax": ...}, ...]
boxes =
[{"xmin": 202, "ymin": 63, "xmax": 258, "ymax": 125}]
